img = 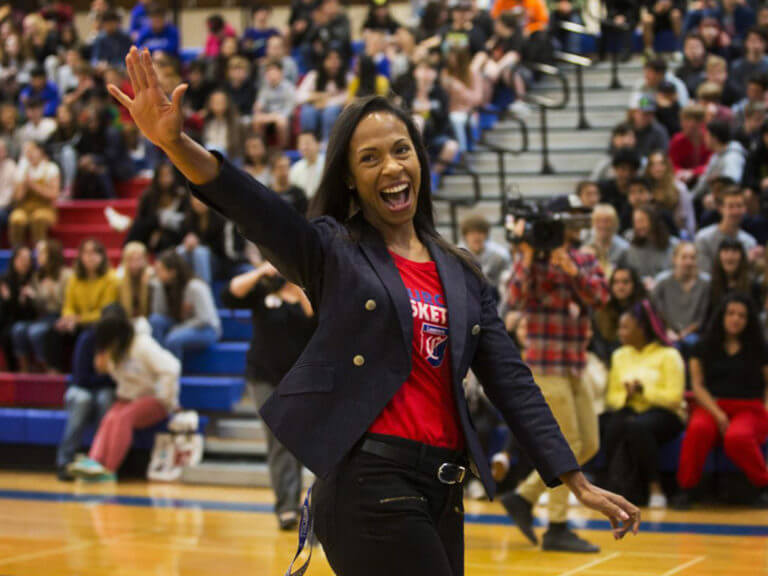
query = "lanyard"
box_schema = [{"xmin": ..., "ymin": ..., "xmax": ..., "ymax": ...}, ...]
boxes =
[{"xmin": 284, "ymin": 484, "xmax": 315, "ymax": 576}]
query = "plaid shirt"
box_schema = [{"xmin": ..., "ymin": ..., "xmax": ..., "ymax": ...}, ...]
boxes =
[{"xmin": 509, "ymin": 250, "xmax": 609, "ymax": 377}]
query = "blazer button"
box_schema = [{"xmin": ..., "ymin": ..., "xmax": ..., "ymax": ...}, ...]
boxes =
[
  {"xmin": 365, "ymin": 299, "xmax": 377, "ymax": 311},
  {"xmin": 353, "ymin": 355, "xmax": 365, "ymax": 367},
  {"xmin": 471, "ymin": 324, "xmax": 481, "ymax": 336}
]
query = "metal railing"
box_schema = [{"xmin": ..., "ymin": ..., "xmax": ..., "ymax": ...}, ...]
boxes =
[
  {"xmin": 432, "ymin": 155, "xmax": 482, "ymax": 244},
  {"xmin": 523, "ymin": 63, "xmax": 569, "ymax": 175},
  {"xmin": 555, "ymin": 21, "xmax": 595, "ymax": 130}
]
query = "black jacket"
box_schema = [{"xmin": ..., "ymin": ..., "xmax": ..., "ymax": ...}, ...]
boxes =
[{"xmin": 190, "ymin": 156, "xmax": 578, "ymax": 498}]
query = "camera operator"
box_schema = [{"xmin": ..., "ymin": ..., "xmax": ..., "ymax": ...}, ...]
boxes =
[{"xmin": 499, "ymin": 214, "xmax": 609, "ymax": 553}]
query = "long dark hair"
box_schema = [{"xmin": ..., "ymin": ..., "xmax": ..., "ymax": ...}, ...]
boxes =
[
  {"xmin": 307, "ymin": 96, "xmax": 480, "ymax": 275},
  {"xmin": 94, "ymin": 303, "xmax": 135, "ymax": 364},
  {"xmin": 75, "ymin": 238, "xmax": 109, "ymax": 279},
  {"xmin": 317, "ymin": 49, "xmax": 347, "ymax": 92},
  {"xmin": 701, "ymin": 292, "xmax": 765, "ymax": 381},
  {"xmin": 594, "ymin": 265, "xmax": 647, "ymax": 340},
  {"xmin": 37, "ymin": 238, "xmax": 65, "ymax": 282},
  {"xmin": 158, "ymin": 250, "xmax": 193, "ymax": 321},
  {"xmin": 632, "ymin": 204, "xmax": 670, "ymax": 250},
  {"xmin": 144, "ymin": 162, "xmax": 182, "ymax": 209},
  {"xmin": 710, "ymin": 238, "xmax": 751, "ymax": 307},
  {"xmin": 355, "ymin": 55, "xmax": 379, "ymax": 98},
  {"xmin": 6, "ymin": 246, "xmax": 33, "ymax": 289},
  {"xmin": 624, "ymin": 299, "xmax": 671, "ymax": 346}
]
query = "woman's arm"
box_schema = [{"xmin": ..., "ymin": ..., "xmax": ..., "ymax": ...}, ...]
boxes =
[
  {"xmin": 108, "ymin": 47, "xmax": 327, "ymax": 290},
  {"xmin": 141, "ymin": 336, "xmax": 181, "ymax": 411},
  {"xmin": 642, "ymin": 348, "xmax": 685, "ymax": 410}
]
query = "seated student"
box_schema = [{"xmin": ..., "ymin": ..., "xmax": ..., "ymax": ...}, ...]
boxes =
[
  {"xmin": 91, "ymin": 9, "xmax": 133, "ymax": 70},
  {"xmin": 640, "ymin": 0, "xmax": 684, "ymax": 55},
  {"xmin": 224, "ymin": 56, "xmax": 256, "ymax": 118},
  {"xmin": 203, "ymin": 14, "xmax": 236, "ymax": 59},
  {"xmin": 52, "ymin": 239, "xmax": 119, "ymax": 372},
  {"xmin": 675, "ymin": 33, "xmax": 707, "ymax": 97},
  {"xmin": 136, "ymin": 4, "xmax": 180, "ymax": 59},
  {"xmin": 645, "ymin": 150, "xmax": 696, "ymax": 238},
  {"xmin": 252, "ymin": 59, "xmax": 295, "ymax": 149},
  {"xmin": 118, "ymin": 242, "xmax": 153, "ymax": 319},
  {"xmin": 10, "ymin": 140, "xmax": 60, "ymax": 247},
  {"xmin": 654, "ymin": 81, "xmax": 681, "ymax": 138},
  {"xmin": 732, "ymin": 74, "xmax": 768, "ymax": 132},
  {"xmin": 651, "ymin": 242, "xmax": 710, "ymax": 346},
  {"xmin": 459, "ymin": 213, "xmax": 510, "ymax": 299},
  {"xmin": 296, "ymin": 48, "xmax": 349, "ymax": 143},
  {"xmin": 400, "ymin": 58, "xmax": 460, "ymax": 178},
  {"xmin": 269, "ymin": 153, "xmax": 308, "ymax": 216},
  {"xmin": 703, "ymin": 54, "xmax": 743, "ymax": 108},
  {"xmin": 619, "ymin": 176, "xmax": 678, "ymax": 237},
  {"xmin": 289, "ymin": 131, "xmax": 324, "ymax": 199},
  {"xmin": 598, "ymin": 148, "xmax": 642, "ymax": 218},
  {"xmin": 241, "ymin": 2, "xmax": 281, "ymax": 61},
  {"xmin": 619, "ymin": 205, "xmax": 677, "ymax": 292},
  {"xmin": 348, "ymin": 54, "xmax": 390, "ymax": 101},
  {"xmin": 604, "ymin": 300, "xmax": 685, "ymax": 508},
  {"xmin": 669, "ymin": 103, "xmax": 711, "ymax": 188},
  {"xmin": 592, "ymin": 266, "xmax": 647, "ymax": 366},
  {"xmin": 548, "ymin": 180, "xmax": 600, "ymax": 213},
  {"xmin": 18, "ymin": 67, "xmax": 60, "ymax": 118},
  {"xmin": 694, "ymin": 186, "xmax": 757, "ymax": 275},
  {"xmin": 590, "ymin": 123, "xmax": 638, "ymax": 183},
  {"xmin": 630, "ymin": 57, "xmax": 689, "ymax": 110},
  {"xmin": 201, "ymin": 90, "xmax": 245, "ymax": 162},
  {"xmin": 0, "ymin": 247, "xmax": 37, "ymax": 371},
  {"xmin": 179, "ymin": 196, "xmax": 227, "ymax": 285},
  {"xmin": 68, "ymin": 304, "xmax": 180, "ymax": 483},
  {"xmin": 584, "ymin": 204, "xmax": 629, "ymax": 279},
  {"xmin": 693, "ymin": 120, "xmax": 748, "ymax": 203},
  {"xmin": 12, "ymin": 239, "xmax": 70, "ymax": 372},
  {"xmin": 221, "ymin": 262, "xmax": 315, "ymax": 529},
  {"xmin": 149, "ymin": 251, "xmax": 221, "ymax": 361},
  {"xmin": 742, "ymin": 118, "xmax": 768, "ymax": 200},
  {"xmin": 673, "ymin": 293, "xmax": 768, "ymax": 509},
  {"xmin": 729, "ymin": 27, "xmax": 768, "ymax": 99},
  {"xmin": 441, "ymin": 45, "xmax": 483, "ymax": 155},
  {"xmin": 628, "ymin": 94, "xmax": 670, "ymax": 158},
  {"xmin": 258, "ymin": 35, "xmax": 299, "ymax": 87},
  {"xmin": 125, "ymin": 162, "xmax": 189, "ymax": 255},
  {"xmin": 705, "ymin": 237, "xmax": 760, "ymax": 322},
  {"xmin": 17, "ymin": 98, "xmax": 57, "ymax": 148}
]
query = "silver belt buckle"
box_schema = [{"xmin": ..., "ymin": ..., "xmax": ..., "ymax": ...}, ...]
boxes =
[{"xmin": 437, "ymin": 462, "xmax": 467, "ymax": 485}]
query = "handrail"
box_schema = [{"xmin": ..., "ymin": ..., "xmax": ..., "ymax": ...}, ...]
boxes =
[
  {"xmin": 523, "ymin": 63, "xmax": 569, "ymax": 174},
  {"xmin": 555, "ymin": 49, "xmax": 593, "ymax": 129},
  {"xmin": 432, "ymin": 156, "xmax": 482, "ymax": 244},
  {"xmin": 523, "ymin": 63, "xmax": 570, "ymax": 110},
  {"xmin": 469, "ymin": 106, "xmax": 529, "ymax": 213}
]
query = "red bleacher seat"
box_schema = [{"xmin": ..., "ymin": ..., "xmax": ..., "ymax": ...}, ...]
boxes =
[
  {"xmin": 51, "ymin": 224, "xmax": 127, "ymax": 251},
  {"xmin": 115, "ymin": 177, "xmax": 151, "ymax": 199},
  {"xmin": 57, "ymin": 199, "xmax": 138, "ymax": 226}
]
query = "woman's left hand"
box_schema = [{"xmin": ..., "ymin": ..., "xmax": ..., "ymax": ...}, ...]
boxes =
[{"xmin": 563, "ymin": 471, "xmax": 640, "ymax": 540}]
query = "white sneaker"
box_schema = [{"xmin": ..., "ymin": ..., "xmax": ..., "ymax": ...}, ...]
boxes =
[
  {"xmin": 508, "ymin": 100, "xmax": 532, "ymax": 118},
  {"xmin": 104, "ymin": 206, "xmax": 132, "ymax": 232},
  {"xmin": 648, "ymin": 493, "xmax": 667, "ymax": 509}
]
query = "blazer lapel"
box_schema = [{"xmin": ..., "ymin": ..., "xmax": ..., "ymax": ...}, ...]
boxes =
[
  {"xmin": 358, "ymin": 220, "xmax": 413, "ymax": 358},
  {"xmin": 427, "ymin": 238, "xmax": 467, "ymax": 384}
]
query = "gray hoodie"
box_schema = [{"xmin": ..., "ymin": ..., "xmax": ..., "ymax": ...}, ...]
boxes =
[{"xmin": 693, "ymin": 141, "xmax": 746, "ymax": 198}]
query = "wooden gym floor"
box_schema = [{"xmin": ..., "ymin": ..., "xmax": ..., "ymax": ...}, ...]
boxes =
[{"xmin": 0, "ymin": 472, "xmax": 765, "ymax": 576}]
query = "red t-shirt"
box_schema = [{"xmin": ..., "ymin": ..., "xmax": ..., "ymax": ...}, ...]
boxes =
[{"xmin": 368, "ymin": 251, "xmax": 464, "ymax": 450}]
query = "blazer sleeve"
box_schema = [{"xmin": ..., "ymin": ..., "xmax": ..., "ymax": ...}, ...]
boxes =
[
  {"xmin": 187, "ymin": 154, "xmax": 334, "ymax": 295},
  {"xmin": 471, "ymin": 279, "xmax": 579, "ymax": 487}
]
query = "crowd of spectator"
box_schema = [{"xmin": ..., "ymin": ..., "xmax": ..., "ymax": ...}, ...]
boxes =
[{"xmin": 0, "ymin": 0, "xmax": 767, "ymax": 514}]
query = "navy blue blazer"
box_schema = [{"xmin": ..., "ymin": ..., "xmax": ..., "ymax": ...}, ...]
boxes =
[{"xmin": 190, "ymin": 156, "xmax": 578, "ymax": 498}]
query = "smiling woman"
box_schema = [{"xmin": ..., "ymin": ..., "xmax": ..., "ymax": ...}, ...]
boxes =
[{"xmin": 108, "ymin": 46, "xmax": 640, "ymax": 576}]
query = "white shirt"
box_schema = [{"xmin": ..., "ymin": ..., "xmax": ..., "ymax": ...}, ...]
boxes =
[
  {"xmin": 17, "ymin": 118, "xmax": 57, "ymax": 146},
  {"xmin": 0, "ymin": 158, "xmax": 17, "ymax": 208},
  {"xmin": 289, "ymin": 154, "xmax": 325, "ymax": 199}
]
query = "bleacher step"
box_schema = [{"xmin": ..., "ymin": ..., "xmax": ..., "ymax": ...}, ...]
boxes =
[
  {"xmin": 216, "ymin": 418, "xmax": 266, "ymax": 441},
  {"xmin": 205, "ymin": 436, "xmax": 267, "ymax": 457},
  {"xmin": 181, "ymin": 461, "xmax": 314, "ymax": 488}
]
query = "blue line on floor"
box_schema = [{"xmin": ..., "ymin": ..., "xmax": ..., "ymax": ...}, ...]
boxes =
[{"xmin": 0, "ymin": 488, "xmax": 766, "ymax": 537}]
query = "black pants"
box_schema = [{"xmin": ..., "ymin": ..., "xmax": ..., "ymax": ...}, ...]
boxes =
[
  {"xmin": 605, "ymin": 407, "xmax": 683, "ymax": 486},
  {"xmin": 313, "ymin": 437, "xmax": 465, "ymax": 576}
]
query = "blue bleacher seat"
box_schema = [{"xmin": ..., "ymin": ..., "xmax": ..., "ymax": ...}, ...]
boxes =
[
  {"xmin": 180, "ymin": 47, "xmax": 202, "ymax": 63},
  {"xmin": 219, "ymin": 309, "xmax": 253, "ymax": 341},
  {"xmin": 0, "ymin": 250, "xmax": 10, "ymax": 274},
  {"xmin": 0, "ymin": 408, "xmax": 208, "ymax": 449},
  {"xmin": 179, "ymin": 376, "xmax": 244, "ymax": 411},
  {"xmin": 183, "ymin": 342, "xmax": 248, "ymax": 375}
]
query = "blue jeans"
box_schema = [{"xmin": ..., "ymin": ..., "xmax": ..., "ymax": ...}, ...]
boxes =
[
  {"xmin": 11, "ymin": 316, "xmax": 56, "ymax": 363},
  {"xmin": 300, "ymin": 104, "xmax": 343, "ymax": 142},
  {"xmin": 177, "ymin": 244, "xmax": 213, "ymax": 285},
  {"xmin": 149, "ymin": 314, "xmax": 220, "ymax": 360},
  {"xmin": 56, "ymin": 385, "xmax": 115, "ymax": 468}
]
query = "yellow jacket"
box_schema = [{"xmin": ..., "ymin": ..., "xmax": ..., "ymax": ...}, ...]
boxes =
[
  {"xmin": 62, "ymin": 270, "xmax": 119, "ymax": 325},
  {"xmin": 607, "ymin": 342, "xmax": 685, "ymax": 416}
]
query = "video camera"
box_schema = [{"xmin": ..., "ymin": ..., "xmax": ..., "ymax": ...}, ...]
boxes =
[{"xmin": 504, "ymin": 197, "xmax": 592, "ymax": 256}]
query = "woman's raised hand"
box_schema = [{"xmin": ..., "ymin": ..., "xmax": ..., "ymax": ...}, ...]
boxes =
[{"xmin": 107, "ymin": 47, "xmax": 188, "ymax": 151}]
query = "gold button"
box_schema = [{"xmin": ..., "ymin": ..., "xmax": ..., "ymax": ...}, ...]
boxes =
[
  {"xmin": 462, "ymin": 377, "xmax": 469, "ymax": 386},
  {"xmin": 471, "ymin": 324, "xmax": 481, "ymax": 336},
  {"xmin": 353, "ymin": 355, "xmax": 365, "ymax": 367},
  {"xmin": 365, "ymin": 299, "xmax": 377, "ymax": 311}
]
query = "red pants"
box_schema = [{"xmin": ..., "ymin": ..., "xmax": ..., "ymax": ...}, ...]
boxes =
[
  {"xmin": 89, "ymin": 397, "xmax": 167, "ymax": 473},
  {"xmin": 677, "ymin": 399, "xmax": 768, "ymax": 489}
]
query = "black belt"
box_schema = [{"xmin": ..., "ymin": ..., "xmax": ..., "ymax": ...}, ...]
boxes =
[{"xmin": 358, "ymin": 434, "xmax": 468, "ymax": 485}]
